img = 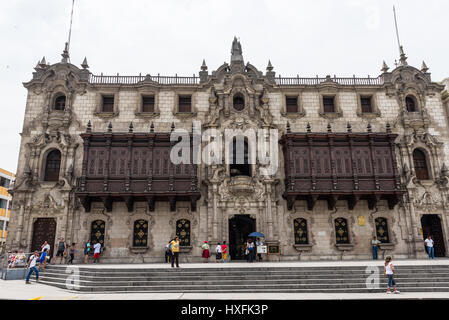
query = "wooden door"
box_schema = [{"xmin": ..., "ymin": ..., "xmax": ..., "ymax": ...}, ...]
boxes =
[{"xmin": 31, "ymin": 218, "xmax": 57, "ymax": 257}]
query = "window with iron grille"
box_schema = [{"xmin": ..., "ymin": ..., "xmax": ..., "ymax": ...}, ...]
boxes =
[
  {"xmin": 361, "ymin": 97, "xmax": 373, "ymax": 113},
  {"xmin": 90, "ymin": 220, "xmax": 105, "ymax": 246},
  {"xmin": 178, "ymin": 95, "xmax": 192, "ymax": 113},
  {"xmin": 133, "ymin": 220, "xmax": 148, "ymax": 247},
  {"xmin": 102, "ymin": 96, "xmax": 114, "ymax": 113},
  {"xmin": 413, "ymin": 149, "xmax": 430, "ymax": 180},
  {"xmin": 323, "ymin": 97, "xmax": 335, "ymax": 113},
  {"xmin": 286, "ymin": 96, "xmax": 298, "ymax": 113},
  {"xmin": 54, "ymin": 95, "xmax": 66, "ymax": 111},
  {"xmin": 293, "ymin": 218, "xmax": 308, "ymax": 244},
  {"xmin": 142, "ymin": 96, "xmax": 155, "ymax": 113},
  {"xmin": 375, "ymin": 217, "xmax": 390, "ymax": 243},
  {"xmin": 334, "ymin": 217, "xmax": 350, "ymax": 244},
  {"xmin": 176, "ymin": 219, "xmax": 190, "ymax": 246},
  {"xmin": 44, "ymin": 150, "xmax": 61, "ymax": 181}
]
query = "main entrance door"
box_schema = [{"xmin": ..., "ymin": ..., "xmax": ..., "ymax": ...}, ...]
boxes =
[
  {"xmin": 31, "ymin": 218, "xmax": 57, "ymax": 257},
  {"xmin": 421, "ymin": 215, "xmax": 446, "ymax": 257},
  {"xmin": 229, "ymin": 215, "xmax": 255, "ymax": 260}
]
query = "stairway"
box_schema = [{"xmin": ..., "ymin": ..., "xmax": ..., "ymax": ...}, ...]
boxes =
[{"xmin": 37, "ymin": 264, "xmax": 449, "ymax": 293}]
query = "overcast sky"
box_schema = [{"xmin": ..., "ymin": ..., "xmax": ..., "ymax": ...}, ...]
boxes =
[{"xmin": 0, "ymin": 0, "xmax": 448, "ymax": 174}]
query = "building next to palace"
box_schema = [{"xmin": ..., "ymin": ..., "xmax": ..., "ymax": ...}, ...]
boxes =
[{"xmin": 5, "ymin": 37, "xmax": 449, "ymax": 262}]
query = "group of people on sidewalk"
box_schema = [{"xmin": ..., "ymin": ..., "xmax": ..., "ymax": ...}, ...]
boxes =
[{"xmin": 201, "ymin": 241, "xmax": 228, "ymax": 263}]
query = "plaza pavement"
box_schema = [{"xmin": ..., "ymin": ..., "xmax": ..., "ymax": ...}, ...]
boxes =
[{"xmin": 1, "ymin": 259, "xmax": 448, "ymax": 300}]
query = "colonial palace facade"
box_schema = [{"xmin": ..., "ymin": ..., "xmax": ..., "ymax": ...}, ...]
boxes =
[{"xmin": 6, "ymin": 38, "xmax": 449, "ymax": 262}]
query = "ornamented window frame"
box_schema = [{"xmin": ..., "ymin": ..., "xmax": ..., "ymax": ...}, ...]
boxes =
[
  {"xmin": 52, "ymin": 93, "xmax": 67, "ymax": 111},
  {"xmin": 174, "ymin": 91, "xmax": 197, "ymax": 118},
  {"xmin": 334, "ymin": 217, "xmax": 350, "ymax": 244},
  {"xmin": 281, "ymin": 92, "xmax": 306, "ymax": 119},
  {"xmin": 94, "ymin": 90, "xmax": 120, "ymax": 119},
  {"xmin": 412, "ymin": 147, "xmax": 432, "ymax": 181},
  {"xmin": 42, "ymin": 148, "xmax": 62, "ymax": 182},
  {"xmin": 356, "ymin": 92, "xmax": 381, "ymax": 119},
  {"xmin": 318, "ymin": 93, "xmax": 343, "ymax": 120},
  {"xmin": 176, "ymin": 218, "xmax": 191, "ymax": 247}
]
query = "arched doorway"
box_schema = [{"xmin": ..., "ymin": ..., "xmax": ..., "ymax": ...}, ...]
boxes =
[
  {"xmin": 31, "ymin": 218, "xmax": 57, "ymax": 258},
  {"xmin": 421, "ymin": 215, "xmax": 446, "ymax": 257},
  {"xmin": 228, "ymin": 215, "xmax": 255, "ymax": 260}
]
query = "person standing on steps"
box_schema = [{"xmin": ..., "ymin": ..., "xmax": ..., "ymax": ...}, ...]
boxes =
[
  {"xmin": 221, "ymin": 241, "xmax": 228, "ymax": 263},
  {"xmin": 170, "ymin": 236, "xmax": 180, "ymax": 268},
  {"xmin": 424, "ymin": 235, "xmax": 435, "ymax": 259},
  {"xmin": 215, "ymin": 242, "xmax": 222, "ymax": 263},
  {"xmin": 67, "ymin": 243, "xmax": 76, "ymax": 264},
  {"xmin": 54, "ymin": 237, "xmax": 67, "ymax": 264},
  {"xmin": 38, "ymin": 248, "xmax": 48, "ymax": 270},
  {"xmin": 384, "ymin": 256, "xmax": 400, "ymax": 294},
  {"xmin": 93, "ymin": 242, "xmax": 102, "ymax": 263},
  {"xmin": 165, "ymin": 240, "xmax": 172, "ymax": 263},
  {"xmin": 25, "ymin": 251, "xmax": 40, "ymax": 284},
  {"xmin": 202, "ymin": 241, "xmax": 210, "ymax": 263},
  {"xmin": 247, "ymin": 239, "xmax": 255, "ymax": 263},
  {"xmin": 371, "ymin": 236, "xmax": 381, "ymax": 260},
  {"xmin": 84, "ymin": 240, "xmax": 91, "ymax": 264}
]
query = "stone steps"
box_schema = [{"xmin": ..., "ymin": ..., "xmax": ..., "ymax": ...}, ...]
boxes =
[{"xmin": 36, "ymin": 264, "xmax": 449, "ymax": 293}]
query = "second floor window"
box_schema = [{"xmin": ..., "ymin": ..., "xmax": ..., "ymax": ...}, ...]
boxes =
[
  {"xmin": 405, "ymin": 96, "xmax": 417, "ymax": 112},
  {"xmin": 286, "ymin": 96, "xmax": 298, "ymax": 113},
  {"xmin": 178, "ymin": 95, "xmax": 192, "ymax": 113},
  {"xmin": 323, "ymin": 97, "xmax": 335, "ymax": 113},
  {"xmin": 44, "ymin": 150, "xmax": 61, "ymax": 181},
  {"xmin": 54, "ymin": 95, "xmax": 66, "ymax": 111},
  {"xmin": 142, "ymin": 96, "xmax": 155, "ymax": 113},
  {"xmin": 361, "ymin": 97, "xmax": 373, "ymax": 113},
  {"xmin": 102, "ymin": 96, "xmax": 114, "ymax": 113}
]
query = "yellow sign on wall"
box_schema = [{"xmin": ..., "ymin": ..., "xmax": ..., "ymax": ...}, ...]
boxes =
[{"xmin": 358, "ymin": 216, "xmax": 366, "ymax": 226}]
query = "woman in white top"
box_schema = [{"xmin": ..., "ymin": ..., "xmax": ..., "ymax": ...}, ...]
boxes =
[{"xmin": 384, "ymin": 256, "xmax": 400, "ymax": 294}]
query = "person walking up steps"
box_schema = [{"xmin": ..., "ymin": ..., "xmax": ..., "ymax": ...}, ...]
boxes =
[
  {"xmin": 425, "ymin": 235, "xmax": 435, "ymax": 259},
  {"xmin": 25, "ymin": 251, "xmax": 40, "ymax": 284},
  {"xmin": 38, "ymin": 248, "xmax": 48, "ymax": 270},
  {"xmin": 170, "ymin": 236, "xmax": 180, "ymax": 268},
  {"xmin": 384, "ymin": 256, "xmax": 400, "ymax": 294}
]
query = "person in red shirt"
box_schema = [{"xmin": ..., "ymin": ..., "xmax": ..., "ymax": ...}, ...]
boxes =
[{"xmin": 221, "ymin": 241, "xmax": 228, "ymax": 263}]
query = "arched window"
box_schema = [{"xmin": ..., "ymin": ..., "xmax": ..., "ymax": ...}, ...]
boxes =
[
  {"xmin": 375, "ymin": 217, "xmax": 390, "ymax": 243},
  {"xmin": 176, "ymin": 219, "xmax": 190, "ymax": 246},
  {"xmin": 334, "ymin": 217, "xmax": 350, "ymax": 244},
  {"xmin": 405, "ymin": 96, "xmax": 417, "ymax": 112},
  {"xmin": 413, "ymin": 149, "xmax": 430, "ymax": 180},
  {"xmin": 293, "ymin": 218, "xmax": 308, "ymax": 244},
  {"xmin": 54, "ymin": 95, "xmax": 66, "ymax": 111},
  {"xmin": 233, "ymin": 94, "xmax": 245, "ymax": 111},
  {"xmin": 230, "ymin": 137, "xmax": 251, "ymax": 177},
  {"xmin": 90, "ymin": 220, "xmax": 105, "ymax": 247},
  {"xmin": 44, "ymin": 150, "xmax": 61, "ymax": 181},
  {"xmin": 133, "ymin": 219, "xmax": 148, "ymax": 247}
]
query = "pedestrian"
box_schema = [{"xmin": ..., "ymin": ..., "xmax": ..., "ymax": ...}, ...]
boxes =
[
  {"xmin": 256, "ymin": 238, "xmax": 264, "ymax": 262},
  {"xmin": 67, "ymin": 243, "xmax": 76, "ymax": 264},
  {"xmin": 84, "ymin": 240, "xmax": 91, "ymax": 264},
  {"xmin": 41, "ymin": 241, "xmax": 51, "ymax": 265},
  {"xmin": 25, "ymin": 251, "xmax": 40, "ymax": 284},
  {"xmin": 384, "ymin": 256, "xmax": 400, "ymax": 294},
  {"xmin": 165, "ymin": 240, "xmax": 172, "ymax": 263},
  {"xmin": 201, "ymin": 241, "xmax": 210, "ymax": 263},
  {"xmin": 93, "ymin": 242, "xmax": 102, "ymax": 263},
  {"xmin": 38, "ymin": 248, "xmax": 48, "ymax": 270},
  {"xmin": 424, "ymin": 235, "xmax": 435, "ymax": 259},
  {"xmin": 247, "ymin": 239, "xmax": 255, "ymax": 263},
  {"xmin": 221, "ymin": 241, "xmax": 228, "ymax": 263},
  {"xmin": 371, "ymin": 236, "xmax": 381, "ymax": 260},
  {"xmin": 215, "ymin": 242, "xmax": 222, "ymax": 263},
  {"xmin": 54, "ymin": 237, "xmax": 67, "ymax": 264},
  {"xmin": 170, "ymin": 236, "xmax": 180, "ymax": 268}
]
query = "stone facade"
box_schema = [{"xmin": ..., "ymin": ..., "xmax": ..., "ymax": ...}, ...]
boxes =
[{"xmin": 5, "ymin": 39, "xmax": 449, "ymax": 262}]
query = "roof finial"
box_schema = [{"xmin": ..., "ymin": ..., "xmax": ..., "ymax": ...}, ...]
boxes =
[
  {"xmin": 306, "ymin": 122, "xmax": 311, "ymax": 133},
  {"xmin": 86, "ymin": 120, "xmax": 92, "ymax": 133},
  {"xmin": 421, "ymin": 61, "xmax": 429, "ymax": 73},
  {"xmin": 393, "ymin": 6, "xmax": 408, "ymax": 66},
  {"xmin": 201, "ymin": 59, "xmax": 207, "ymax": 71},
  {"xmin": 386, "ymin": 122, "xmax": 392, "ymax": 133},
  {"xmin": 347, "ymin": 122, "xmax": 352, "ymax": 133},
  {"xmin": 286, "ymin": 121, "xmax": 291, "ymax": 133},
  {"xmin": 107, "ymin": 122, "xmax": 113, "ymax": 133},
  {"xmin": 367, "ymin": 122, "xmax": 372, "ymax": 133},
  {"xmin": 81, "ymin": 57, "xmax": 89, "ymax": 69},
  {"xmin": 171, "ymin": 122, "xmax": 175, "ymax": 133},
  {"xmin": 128, "ymin": 122, "xmax": 134, "ymax": 133},
  {"xmin": 266, "ymin": 60, "xmax": 273, "ymax": 72},
  {"xmin": 150, "ymin": 122, "xmax": 154, "ymax": 133},
  {"xmin": 327, "ymin": 123, "xmax": 332, "ymax": 133},
  {"xmin": 381, "ymin": 61, "xmax": 389, "ymax": 73},
  {"xmin": 230, "ymin": 36, "xmax": 243, "ymax": 63},
  {"xmin": 61, "ymin": 42, "xmax": 70, "ymax": 63}
]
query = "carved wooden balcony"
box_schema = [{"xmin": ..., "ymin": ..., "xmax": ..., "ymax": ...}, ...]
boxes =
[
  {"xmin": 75, "ymin": 130, "xmax": 200, "ymax": 213},
  {"xmin": 280, "ymin": 130, "xmax": 405, "ymax": 211}
]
